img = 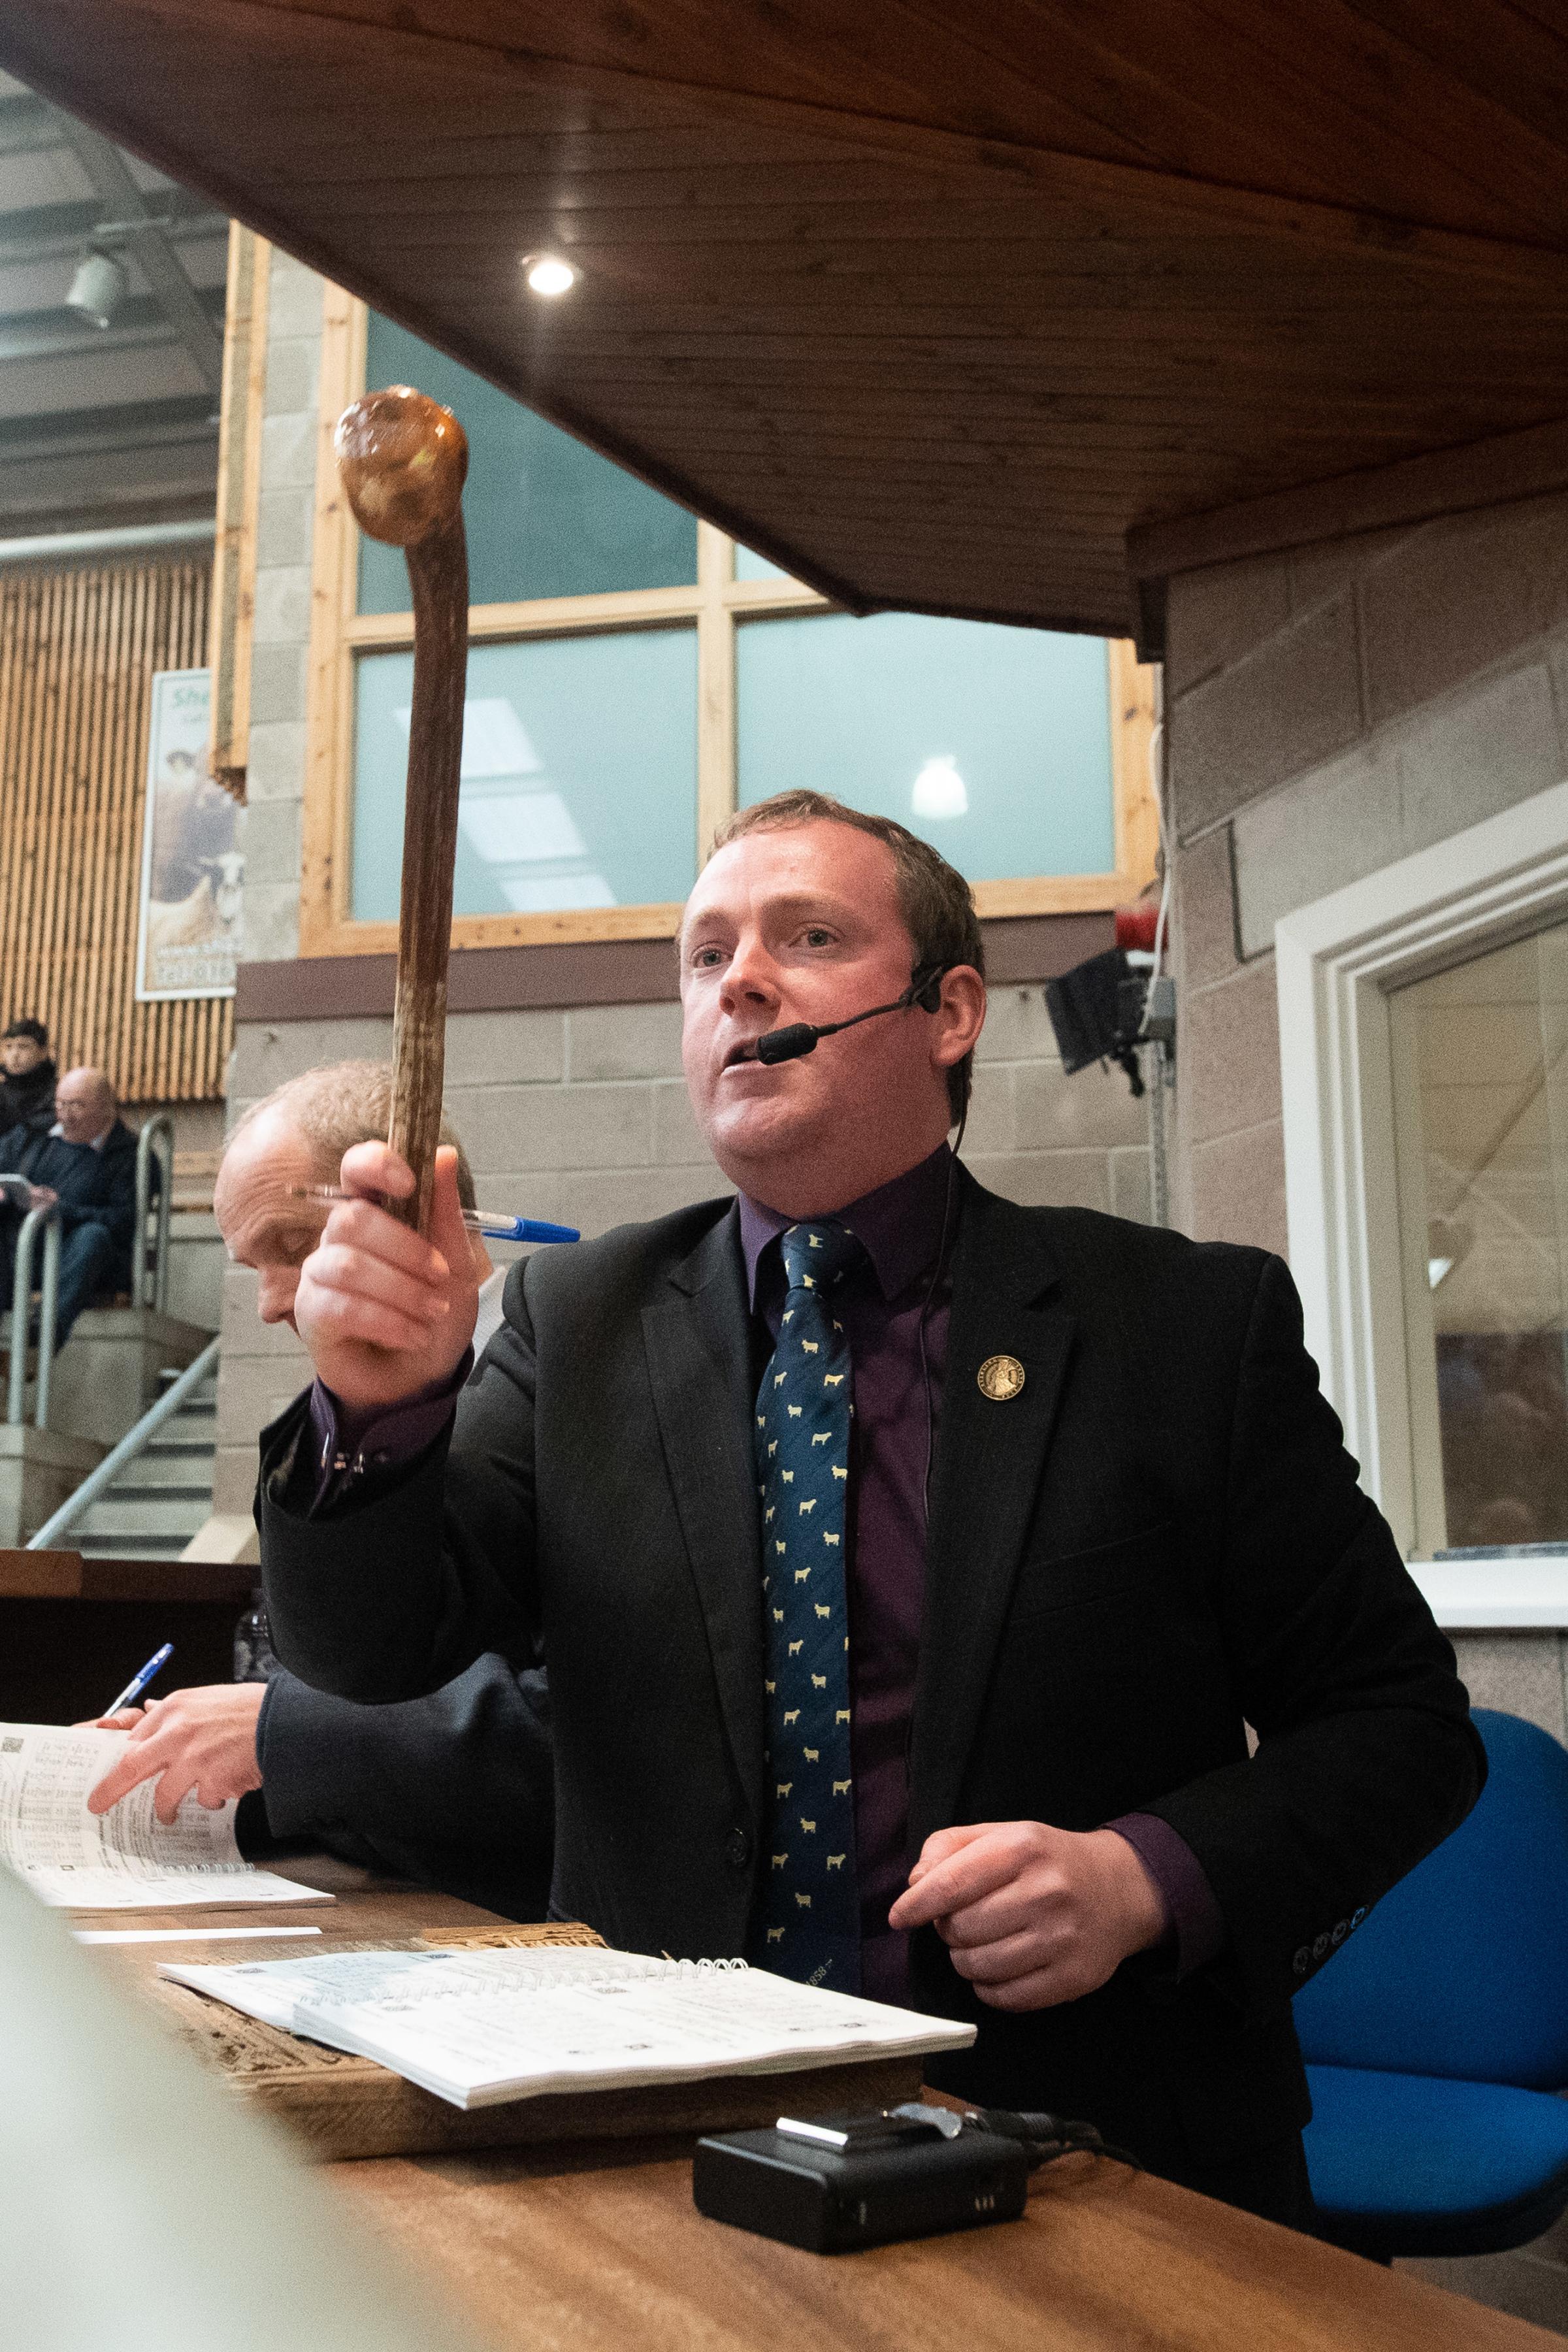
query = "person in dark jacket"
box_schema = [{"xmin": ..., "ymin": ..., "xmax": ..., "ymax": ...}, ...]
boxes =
[
  {"xmin": 0, "ymin": 1018, "xmax": 56, "ymax": 1139},
  {"xmin": 0, "ymin": 1068, "xmax": 139, "ymax": 1343}
]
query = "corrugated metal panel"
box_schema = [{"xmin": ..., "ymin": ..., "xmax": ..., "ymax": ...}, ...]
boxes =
[{"xmin": 0, "ymin": 554, "xmax": 229, "ymax": 1104}]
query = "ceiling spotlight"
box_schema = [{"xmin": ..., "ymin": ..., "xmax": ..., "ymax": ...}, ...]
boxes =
[
  {"xmin": 66, "ymin": 248, "xmax": 129, "ymax": 329},
  {"xmin": 523, "ymin": 254, "xmax": 577, "ymax": 298}
]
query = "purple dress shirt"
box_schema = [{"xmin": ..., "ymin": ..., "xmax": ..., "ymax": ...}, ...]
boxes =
[{"xmin": 306, "ymin": 1145, "xmax": 1223, "ymax": 1999}]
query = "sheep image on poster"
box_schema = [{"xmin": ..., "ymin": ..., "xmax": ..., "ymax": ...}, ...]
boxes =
[{"xmin": 135, "ymin": 670, "xmax": 243, "ymax": 1001}]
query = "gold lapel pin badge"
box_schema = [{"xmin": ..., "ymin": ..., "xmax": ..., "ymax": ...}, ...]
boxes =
[{"xmin": 977, "ymin": 1354, "xmax": 1026, "ymax": 1402}]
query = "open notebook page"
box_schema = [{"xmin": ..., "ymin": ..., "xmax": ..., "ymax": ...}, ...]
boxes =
[
  {"xmin": 163, "ymin": 1943, "xmax": 974, "ymax": 2109},
  {"xmin": 0, "ymin": 1723, "xmax": 331, "ymax": 1908}
]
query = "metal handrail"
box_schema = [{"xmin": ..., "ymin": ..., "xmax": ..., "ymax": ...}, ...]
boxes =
[
  {"xmin": 26, "ymin": 1333, "xmax": 220, "ymax": 1550},
  {"xmin": 134, "ymin": 1113, "xmax": 174, "ymax": 1315},
  {"xmin": 3, "ymin": 1196, "xmax": 61, "ymax": 1429}
]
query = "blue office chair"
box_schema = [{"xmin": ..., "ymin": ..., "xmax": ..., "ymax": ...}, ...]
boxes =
[{"xmin": 1296, "ymin": 1708, "xmax": 1568, "ymax": 2258}]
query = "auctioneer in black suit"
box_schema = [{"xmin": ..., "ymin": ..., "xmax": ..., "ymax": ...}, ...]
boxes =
[{"xmin": 259, "ymin": 1173, "xmax": 1481, "ymax": 2195}]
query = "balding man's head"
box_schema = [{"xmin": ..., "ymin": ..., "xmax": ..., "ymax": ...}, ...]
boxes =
[
  {"xmin": 214, "ymin": 1061, "xmax": 478, "ymax": 1331},
  {"xmin": 54, "ymin": 1068, "xmax": 116, "ymax": 1147}
]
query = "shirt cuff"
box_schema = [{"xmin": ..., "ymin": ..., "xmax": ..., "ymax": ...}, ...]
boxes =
[
  {"xmin": 305, "ymin": 1352, "xmax": 472, "ymax": 1512},
  {"xmin": 1105, "ymin": 1810, "xmax": 1226, "ymax": 1978}
]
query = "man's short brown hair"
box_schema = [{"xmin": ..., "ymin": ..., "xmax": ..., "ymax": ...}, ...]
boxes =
[
  {"xmin": 231, "ymin": 1060, "xmax": 478, "ymax": 1209},
  {"xmin": 708, "ymin": 791, "xmax": 985, "ymax": 1124}
]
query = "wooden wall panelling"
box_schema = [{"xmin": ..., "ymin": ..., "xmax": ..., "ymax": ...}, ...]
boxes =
[
  {"xmin": 0, "ymin": 556, "xmax": 230, "ymax": 1106},
  {"xmin": 208, "ymin": 223, "xmax": 271, "ymax": 796}
]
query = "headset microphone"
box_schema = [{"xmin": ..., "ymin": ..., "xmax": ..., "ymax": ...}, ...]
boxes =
[{"xmin": 752, "ymin": 964, "xmax": 949, "ymax": 1065}]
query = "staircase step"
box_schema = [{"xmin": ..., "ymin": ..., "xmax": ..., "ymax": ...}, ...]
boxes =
[
  {"xmin": 76, "ymin": 1534, "xmax": 203, "ymax": 1561},
  {"xmin": 72, "ymin": 1494, "xmax": 213, "ymax": 1541},
  {"xmin": 112, "ymin": 1452, "xmax": 216, "ymax": 1492}
]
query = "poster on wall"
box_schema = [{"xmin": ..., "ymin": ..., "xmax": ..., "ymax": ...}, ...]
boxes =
[{"xmin": 134, "ymin": 668, "xmax": 243, "ymax": 1000}]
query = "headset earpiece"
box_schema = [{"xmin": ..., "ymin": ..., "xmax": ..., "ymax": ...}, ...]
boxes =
[{"xmin": 907, "ymin": 962, "xmax": 949, "ymax": 1015}]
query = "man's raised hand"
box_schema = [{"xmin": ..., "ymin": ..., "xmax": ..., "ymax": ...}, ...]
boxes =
[
  {"xmin": 887, "ymin": 1819, "xmax": 1167, "ymax": 2010},
  {"xmin": 292, "ymin": 1140, "xmax": 479, "ymax": 1411}
]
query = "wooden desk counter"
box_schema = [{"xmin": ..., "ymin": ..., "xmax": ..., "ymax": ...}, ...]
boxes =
[
  {"xmin": 75, "ymin": 1861, "xmax": 1555, "ymax": 2352},
  {"xmin": 335, "ymin": 2139, "xmax": 1554, "ymax": 2352}
]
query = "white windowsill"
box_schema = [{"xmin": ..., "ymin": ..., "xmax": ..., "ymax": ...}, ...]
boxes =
[{"xmin": 1408, "ymin": 1559, "xmax": 1568, "ymax": 1629}]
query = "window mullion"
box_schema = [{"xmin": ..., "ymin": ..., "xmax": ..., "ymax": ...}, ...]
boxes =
[{"xmin": 696, "ymin": 521, "xmax": 736, "ymax": 860}]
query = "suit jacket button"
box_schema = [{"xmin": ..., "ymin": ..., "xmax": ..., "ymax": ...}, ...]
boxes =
[
  {"xmin": 1330, "ymin": 1919, "xmax": 1348, "ymax": 1946},
  {"xmin": 727, "ymin": 1827, "xmax": 751, "ymax": 1870},
  {"xmin": 1312, "ymin": 1933, "xmax": 1330, "ymax": 1961},
  {"xmin": 1292, "ymin": 1947, "xmax": 1311, "ymax": 1975},
  {"xmin": 1350, "ymin": 1907, "xmax": 1367, "ymax": 1929}
]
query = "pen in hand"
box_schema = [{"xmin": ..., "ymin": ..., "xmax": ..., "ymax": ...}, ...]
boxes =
[
  {"xmin": 289, "ymin": 1186, "xmax": 579, "ymax": 1247},
  {"xmin": 102, "ymin": 1641, "xmax": 174, "ymax": 1720}
]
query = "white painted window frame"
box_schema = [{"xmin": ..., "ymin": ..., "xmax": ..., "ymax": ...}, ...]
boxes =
[{"xmin": 1275, "ymin": 777, "xmax": 1568, "ymax": 1629}]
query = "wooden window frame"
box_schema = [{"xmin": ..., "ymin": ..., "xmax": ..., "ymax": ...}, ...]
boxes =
[{"xmin": 300, "ymin": 287, "xmax": 1159, "ymax": 956}]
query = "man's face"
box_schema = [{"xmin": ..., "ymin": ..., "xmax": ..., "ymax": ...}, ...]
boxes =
[
  {"xmin": 214, "ymin": 1111, "xmax": 325, "ymax": 1331},
  {"xmin": 55, "ymin": 1071, "xmax": 114, "ymax": 1145},
  {"xmin": 680, "ymin": 820, "xmax": 970, "ymax": 1212},
  {"xmin": 1, "ymin": 1036, "xmax": 43, "ymax": 1077}
]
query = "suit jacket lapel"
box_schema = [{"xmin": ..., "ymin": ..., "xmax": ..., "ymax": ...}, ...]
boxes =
[
  {"xmin": 909, "ymin": 1180, "xmax": 1076, "ymax": 1846},
  {"xmin": 642, "ymin": 1205, "xmax": 766, "ymax": 1826}
]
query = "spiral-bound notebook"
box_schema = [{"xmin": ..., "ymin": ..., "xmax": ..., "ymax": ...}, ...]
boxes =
[{"xmin": 161, "ymin": 1942, "xmax": 975, "ymax": 2112}]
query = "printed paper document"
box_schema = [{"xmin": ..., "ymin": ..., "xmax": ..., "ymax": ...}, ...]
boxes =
[
  {"xmin": 0, "ymin": 1723, "xmax": 331, "ymax": 1908},
  {"xmin": 163, "ymin": 1943, "xmax": 975, "ymax": 2109}
]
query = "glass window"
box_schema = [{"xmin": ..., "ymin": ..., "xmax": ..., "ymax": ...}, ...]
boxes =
[
  {"xmin": 735, "ymin": 612, "xmax": 1114, "ymax": 881},
  {"xmin": 1394, "ymin": 921, "xmax": 1568, "ymax": 1552},
  {"xmin": 358, "ymin": 315, "xmax": 698, "ymax": 613},
  {"xmin": 736, "ymin": 544, "xmax": 793, "ymax": 583},
  {"xmin": 351, "ymin": 630, "xmax": 699, "ymax": 920}
]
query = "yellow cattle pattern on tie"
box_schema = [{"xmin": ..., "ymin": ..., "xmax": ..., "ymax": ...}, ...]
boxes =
[{"xmin": 751, "ymin": 1218, "xmax": 864, "ymax": 1992}]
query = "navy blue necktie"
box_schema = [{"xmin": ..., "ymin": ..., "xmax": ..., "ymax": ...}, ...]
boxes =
[{"xmin": 750, "ymin": 1221, "xmax": 865, "ymax": 1992}]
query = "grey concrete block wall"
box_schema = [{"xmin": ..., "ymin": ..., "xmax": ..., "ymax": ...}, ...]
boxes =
[
  {"xmin": 1168, "ymin": 486, "xmax": 1568, "ymax": 1260},
  {"xmin": 238, "ymin": 250, "xmax": 322, "ymax": 965},
  {"xmin": 210, "ymin": 987, "xmax": 1150, "ymax": 1512}
]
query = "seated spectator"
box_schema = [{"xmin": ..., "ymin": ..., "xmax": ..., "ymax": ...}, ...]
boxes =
[
  {"xmin": 0, "ymin": 1067, "xmax": 139, "ymax": 1346},
  {"xmin": 80, "ymin": 1060, "xmax": 551, "ymax": 1921},
  {"xmin": 0, "ymin": 1017, "xmax": 56, "ymax": 1137}
]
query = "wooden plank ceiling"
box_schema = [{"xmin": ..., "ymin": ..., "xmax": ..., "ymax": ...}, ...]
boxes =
[{"xmin": 3, "ymin": 2, "xmax": 1567, "ymax": 644}]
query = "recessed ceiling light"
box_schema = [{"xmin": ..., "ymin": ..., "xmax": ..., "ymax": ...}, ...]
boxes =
[{"xmin": 523, "ymin": 255, "xmax": 576, "ymax": 297}]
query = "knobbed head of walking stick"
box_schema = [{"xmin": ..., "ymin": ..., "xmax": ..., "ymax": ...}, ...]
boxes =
[{"xmin": 335, "ymin": 386, "xmax": 468, "ymax": 546}]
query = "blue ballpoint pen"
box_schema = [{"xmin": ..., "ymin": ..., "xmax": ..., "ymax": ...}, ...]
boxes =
[
  {"xmin": 103, "ymin": 1641, "xmax": 174, "ymax": 1717},
  {"xmin": 291, "ymin": 1185, "xmax": 579, "ymax": 1246}
]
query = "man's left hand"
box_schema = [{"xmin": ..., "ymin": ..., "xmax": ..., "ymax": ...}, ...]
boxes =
[
  {"xmin": 887, "ymin": 1820, "xmax": 1167, "ymax": 2010},
  {"xmin": 80, "ymin": 1684, "xmax": 266, "ymax": 1824}
]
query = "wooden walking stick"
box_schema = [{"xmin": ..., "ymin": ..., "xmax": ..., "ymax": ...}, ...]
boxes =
[{"xmin": 335, "ymin": 387, "xmax": 468, "ymax": 1235}]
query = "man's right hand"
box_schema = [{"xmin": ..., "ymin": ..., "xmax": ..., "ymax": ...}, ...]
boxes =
[
  {"xmin": 27, "ymin": 1184, "xmax": 57, "ymax": 1211},
  {"xmin": 292, "ymin": 1141, "xmax": 479, "ymax": 1412},
  {"xmin": 82, "ymin": 1683, "xmax": 266, "ymax": 1823}
]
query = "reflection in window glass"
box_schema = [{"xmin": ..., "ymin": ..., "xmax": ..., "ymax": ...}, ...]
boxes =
[
  {"xmin": 358, "ymin": 315, "xmax": 698, "ymax": 612},
  {"xmin": 736, "ymin": 612, "xmax": 1113, "ymax": 883},
  {"xmin": 351, "ymin": 631, "xmax": 698, "ymax": 920},
  {"xmin": 1395, "ymin": 921, "xmax": 1568, "ymax": 1550}
]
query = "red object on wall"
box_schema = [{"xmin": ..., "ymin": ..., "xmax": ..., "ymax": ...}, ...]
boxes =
[{"xmin": 1115, "ymin": 904, "xmax": 1160, "ymax": 952}]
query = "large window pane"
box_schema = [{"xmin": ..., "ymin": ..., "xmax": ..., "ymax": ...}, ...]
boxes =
[
  {"xmin": 736, "ymin": 612, "xmax": 1114, "ymax": 881},
  {"xmin": 1394, "ymin": 922, "xmax": 1568, "ymax": 1551},
  {"xmin": 351, "ymin": 631, "xmax": 699, "ymax": 919},
  {"xmin": 359, "ymin": 314, "xmax": 698, "ymax": 612}
]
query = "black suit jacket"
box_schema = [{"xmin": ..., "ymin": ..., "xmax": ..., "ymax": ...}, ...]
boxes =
[
  {"xmin": 242, "ymin": 1657, "xmax": 553, "ymax": 1921},
  {"xmin": 260, "ymin": 1174, "xmax": 1481, "ymax": 2181},
  {"xmin": 0, "ymin": 1118, "xmax": 140, "ymax": 1288}
]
